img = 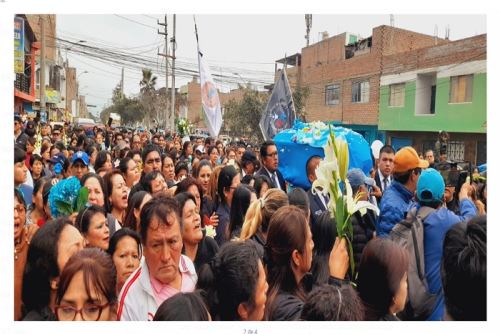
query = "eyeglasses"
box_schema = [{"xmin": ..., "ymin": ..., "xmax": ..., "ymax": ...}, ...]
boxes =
[
  {"xmin": 53, "ymin": 132, "xmax": 61, "ymax": 136},
  {"xmin": 55, "ymin": 302, "xmax": 110, "ymax": 321},
  {"xmin": 146, "ymin": 158, "xmax": 161, "ymax": 165},
  {"xmin": 265, "ymin": 151, "xmax": 278, "ymax": 158}
]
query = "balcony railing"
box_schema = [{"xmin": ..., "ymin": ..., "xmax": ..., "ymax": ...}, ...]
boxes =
[{"xmin": 14, "ymin": 73, "xmax": 32, "ymax": 95}]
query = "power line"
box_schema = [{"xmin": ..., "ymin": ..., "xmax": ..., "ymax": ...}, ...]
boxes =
[{"xmin": 113, "ymin": 15, "xmax": 157, "ymax": 30}]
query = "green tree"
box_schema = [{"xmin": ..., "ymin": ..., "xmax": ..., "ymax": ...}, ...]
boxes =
[
  {"xmin": 100, "ymin": 84, "xmax": 145, "ymax": 126},
  {"xmin": 223, "ymin": 87, "xmax": 268, "ymax": 143},
  {"xmin": 292, "ymin": 85, "xmax": 311, "ymax": 121}
]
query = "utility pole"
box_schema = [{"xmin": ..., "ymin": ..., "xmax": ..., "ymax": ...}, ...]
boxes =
[
  {"xmin": 40, "ymin": 16, "xmax": 47, "ymax": 121},
  {"xmin": 158, "ymin": 15, "xmax": 170, "ymax": 132},
  {"xmin": 170, "ymin": 14, "xmax": 176, "ymax": 134}
]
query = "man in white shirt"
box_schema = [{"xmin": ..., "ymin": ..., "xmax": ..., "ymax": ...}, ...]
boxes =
[{"xmin": 118, "ymin": 195, "xmax": 197, "ymax": 321}]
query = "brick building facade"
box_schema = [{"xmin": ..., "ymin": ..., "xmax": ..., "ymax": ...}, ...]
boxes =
[
  {"xmin": 281, "ymin": 25, "xmax": 448, "ymax": 143},
  {"xmin": 182, "ymin": 77, "xmax": 246, "ymax": 130}
]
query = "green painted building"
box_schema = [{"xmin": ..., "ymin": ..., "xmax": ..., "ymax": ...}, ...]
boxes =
[{"xmin": 378, "ymin": 35, "xmax": 486, "ymax": 165}]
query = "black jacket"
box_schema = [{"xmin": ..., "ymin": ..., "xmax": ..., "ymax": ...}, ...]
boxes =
[
  {"xmin": 255, "ymin": 167, "xmax": 286, "ymax": 192},
  {"xmin": 351, "ymin": 210, "xmax": 376, "ymax": 274},
  {"xmin": 267, "ymin": 273, "xmax": 348, "ymax": 321},
  {"xmin": 184, "ymin": 236, "xmax": 219, "ymax": 275},
  {"xmin": 307, "ymin": 188, "xmax": 328, "ymax": 226},
  {"xmin": 15, "ymin": 132, "xmax": 29, "ymax": 151},
  {"xmin": 374, "ymin": 171, "xmax": 392, "ymax": 204}
]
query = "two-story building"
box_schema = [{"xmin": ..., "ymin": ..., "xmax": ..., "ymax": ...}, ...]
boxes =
[
  {"xmin": 277, "ymin": 26, "xmax": 448, "ymax": 144},
  {"xmin": 378, "ymin": 34, "xmax": 486, "ymax": 165}
]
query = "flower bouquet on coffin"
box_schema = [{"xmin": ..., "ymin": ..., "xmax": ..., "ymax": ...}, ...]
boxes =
[
  {"xmin": 312, "ymin": 127, "xmax": 379, "ymax": 278},
  {"xmin": 48, "ymin": 176, "xmax": 89, "ymax": 219}
]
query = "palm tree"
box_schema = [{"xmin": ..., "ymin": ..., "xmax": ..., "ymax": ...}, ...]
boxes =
[
  {"xmin": 139, "ymin": 68, "xmax": 157, "ymax": 94},
  {"xmin": 139, "ymin": 68, "xmax": 158, "ymax": 129}
]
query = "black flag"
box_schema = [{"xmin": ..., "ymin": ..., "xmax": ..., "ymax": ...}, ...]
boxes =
[{"xmin": 259, "ymin": 69, "xmax": 296, "ymax": 140}]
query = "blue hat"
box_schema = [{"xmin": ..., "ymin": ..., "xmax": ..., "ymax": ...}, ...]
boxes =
[
  {"xmin": 72, "ymin": 151, "xmax": 90, "ymax": 166},
  {"xmin": 49, "ymin": 152, "xmax": 68, "ymax": 166},
  {"xmin": 417, "ymin": 168, "xmax": 445, "ymax": 203},
  {"xmin": 347, "ymin": 168, "xmax": 375, "ymax": 190}
]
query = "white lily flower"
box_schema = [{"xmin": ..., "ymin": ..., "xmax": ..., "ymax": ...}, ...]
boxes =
[
  {"xmin": 204, "ymin": 225, "xmax": 217, "ymax": 238},
  {"xmin": 312, "ymin": 159, "xmax": 338, "ymax": 194},
  {"xmin": 336, "ymin": 138, "xmax": 349, "ymax": 181},
  {"xmin": 324, "ymin": 137, "xmax": 337, "ymax": 164},
  {"xmin": 344, "ymin": 179, "xmax": 380, "ymax": 216}
]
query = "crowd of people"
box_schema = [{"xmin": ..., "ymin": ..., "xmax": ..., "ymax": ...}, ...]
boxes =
[{"xmin": 13, "ymin": 114, "xmax": 487, "ymax": 321}]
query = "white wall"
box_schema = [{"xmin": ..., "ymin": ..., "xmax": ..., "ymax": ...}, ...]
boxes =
[{"xmin": 415, "ymin": 73, "xmax": 436, "ymax": 115}]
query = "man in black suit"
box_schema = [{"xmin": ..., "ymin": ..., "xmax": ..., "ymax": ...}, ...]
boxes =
[
  {"xmin": 373, "ymin": 144, "xmax": 395, "ymax": 204},
  {"xmin": 305, "ymin": 155, "xmax": 329, "ymax": 226},
  {"xmin": 255, "ymin": 140, "xmax": 287, "ymax": 192}
]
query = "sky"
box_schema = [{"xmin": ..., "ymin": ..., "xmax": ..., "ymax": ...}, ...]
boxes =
[{"xmin": 56, "ymin": 14, "xmax": 487, "ymax": 117}]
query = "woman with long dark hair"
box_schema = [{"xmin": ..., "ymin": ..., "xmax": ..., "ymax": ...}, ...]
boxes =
[
  {"xmin": 22, "ymin": 218, "xmax": 85, "ymax": 320},
  {"xmin": 95, "ymin": 151, "xmax": 113, "ymax": 177},
  {"xmin": 193, "ymin": 160, "xmax": 217, "ymax": 227},
  {"xmin": 196, "ymin": 240, "xmax": 268, "ymax": 321},
  {"xmin": 175, "ymin": 192, "xmax": 218, "ymax": 273},
  {"xmin": 14, "ymin": 189, "xmax": 39, "ymax": 320},
  {"xmin": 356, "ymin": 238, "xmax": 409, "ymax": 320},
  {"xmin": 264, "ymin": 206, "xmax": 349, "ymax": 320},
  {"xmin": 123, "ymin": 190, "xmax": 152, "ymax": 232},
  {"xmin": 310, "ymin": 211, "xmax": 337, "ymax": 285},
  {"xmin": 227, "ymin": 184, "xmax": 256, "ymax": 240},
  {"xmin": 214, "ymin": 165, "xmax": 240, "ymax": 245}
]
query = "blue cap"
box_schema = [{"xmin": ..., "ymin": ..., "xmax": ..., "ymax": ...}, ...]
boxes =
[
  {"xmin": 347, "ymin": 168, "xmax": 375, "ymax": 190},
  {"xmin": 49, "ymin": 152, "xmax": 68, "ymax": 166},
  {"xmin": 72, "ymin": 151, "xmax": 90, "ymax": 166},
  {"xmin": 417, "ymin": 168, "xmax": 445, "ymax": 203}
]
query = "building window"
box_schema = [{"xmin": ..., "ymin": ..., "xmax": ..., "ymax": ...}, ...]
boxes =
[
  {"xmin": 389, "ymin": 83, "xmax": 405, "ymax": 107},
  {"xmin": 325, "ymin": 84, "xmax": 340, "ymax": 105},
  {"xmin": 447, "ymin": 141, "xmax": 465, "ymax": 162},
  {"xmin": 449, "ymin": 74, "xmax": 473, "ymax": 103},
  {"xmin": 352, "ymin": 80, "xmax": 369, "ymax": 103}
]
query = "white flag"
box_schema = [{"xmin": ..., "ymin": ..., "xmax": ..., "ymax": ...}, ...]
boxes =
[{"xmin": 197, "ymin": 50, "xmax": 222, "ymax": 137}]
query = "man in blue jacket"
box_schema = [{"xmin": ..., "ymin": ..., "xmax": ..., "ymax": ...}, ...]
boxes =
[
  {"xmin": 415, "ymin": 168, "xmax": 477, "ymax": 320},
  {"xmin": 377, "ymin": 146, "xmax": 429, "ymax": 237}
]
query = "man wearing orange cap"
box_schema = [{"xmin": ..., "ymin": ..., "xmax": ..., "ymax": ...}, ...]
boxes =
[{"xmin": 376, "ymin": 146, "xmax": 429, "ymax": 237}]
